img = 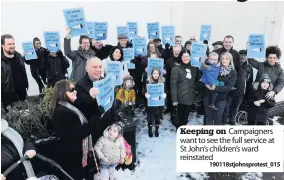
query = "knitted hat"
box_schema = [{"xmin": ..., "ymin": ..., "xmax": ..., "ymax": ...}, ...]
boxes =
[
  {"xmin": 117, "ymin": 34, "xmax": 128, "ymax": 40},
  {"xmin": 260, "ymin": 74, "xmax": 273, "ymax": 90},
  {"xmin": 260, "ymin": 74, "xmax": 271, "ymax": 83},
  {"xmin": 123, "ymin": 75, "xmax": 134, "ymax": 82}
]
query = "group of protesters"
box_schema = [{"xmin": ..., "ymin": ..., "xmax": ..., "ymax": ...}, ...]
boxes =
[{"xmin": 1, "ymin": 25, "xmax": 284, "ymax": 179}]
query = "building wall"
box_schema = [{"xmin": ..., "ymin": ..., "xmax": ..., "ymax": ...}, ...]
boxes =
[{"xmin": 2, "ymin": 1, "xmax": 284, "ymax": 100}]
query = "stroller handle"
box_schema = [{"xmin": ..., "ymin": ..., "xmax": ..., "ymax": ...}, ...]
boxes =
[{"xmin": 3, "ymin": 155, "xmax": 29, "ymax": 176}]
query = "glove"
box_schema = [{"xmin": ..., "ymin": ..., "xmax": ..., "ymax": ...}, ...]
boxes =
[
  {"xmin": 98, "ymin": 106, "xmax": 105, "ymax": 114},
  {"xmin": 254, "ymin": 101, "xmax": 261, "ymax": 107},
  {"xmin": 138, "ymin": 54, "xmax": 143, "ymax": 60},
  {"xmin": 57, "ymin": 50, "xmax": 64, "ymax": 58},
  {"xmin": 265, "ymin": 91, "xmax": 275, "ymax": 100},
  {"xmin": 259, "ymin": 99, "xmax": 265, "ymax": 103},
  {"xmin": 253, "ymin": 82, "xmax": 259, "ymax": 90},
  {"xmin": 124, "ymin": 101, "xmax": 129, "ymax": 107},
  {"xmin": 165, "ymin": 43, "xmax": 170, "ymax": 50},
  {"xmin": 145, "ymin": 93, "xmax": 150, "ymax": 99},
  {"xmin": 127, "ymin": 40, "xmax": 133, "ymax": 48},
  {"xmin": 173, "ymin": 102, "xmax": 178, "ymax": 106},
  {"xmin": 162, "ymin": 93, "xmax": 167, "ymax": 99},
  {"xmin": 128, "ymin": 102, "xmax": 133, "ymax": 106},
  {"xmin": 130, "ymin": 59, "xmax": 136, "ymax": 64}
]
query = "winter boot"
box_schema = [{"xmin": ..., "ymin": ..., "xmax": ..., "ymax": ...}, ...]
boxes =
[
  {"xmin": 148, "ymin": 124, "xmax": 153, "ymax": 137},
  {"xmin": 155, "ymin": 125, "xmax": 159, "ymax": 137}
]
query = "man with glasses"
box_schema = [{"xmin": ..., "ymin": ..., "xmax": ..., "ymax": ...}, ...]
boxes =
[{"xmin": 64, "ymin": 28, "xmax": 96, "ymax": 82}]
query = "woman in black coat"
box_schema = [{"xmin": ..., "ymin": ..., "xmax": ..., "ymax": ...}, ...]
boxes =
[
  {"xmin": 203, "ymin": 52, "xmax": 237, "ymax": 125},
  {"xmin": 248, "ymin": 74, "xmax": 276, "ymax": 125},
  {"xmin": 50, "ymin": 80, "xmax": 97, "ymax": 180}
]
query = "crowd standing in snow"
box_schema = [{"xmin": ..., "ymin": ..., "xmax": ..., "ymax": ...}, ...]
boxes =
[{"xmin": 1, "ymin": 24, "xmax": 284, "ymax": 180}]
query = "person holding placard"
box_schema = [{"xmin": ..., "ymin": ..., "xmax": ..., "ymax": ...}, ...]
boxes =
[
  {"xmin": 24, "ymin": 37, "xmax": 49, "ymax": 94},
  {"xmin": 43, "ymin": 50, "xmax": 70, "ymax": 88},
  {"xmin": 75, "ymin": 58, "xmax": 120, "ymax": 143},
  {"xmin": 214, "ymin": 35, "xmax": 240, "ymax": 72},
  {"xmin": 248, "ymin": 46, "xmax": 284, "ymax": 99},
  {"xmin": 117, "ymin": 34, "xmax": 133, "ymax": 49},
  {"xmin": 116, "ymin": 75, "xmax": 136, "ymax": 121},
  {"xmin": 64, "ymin": 28, "xmax": 96, "ymax": 82},
  {"xmin": 1, "ymin": 34, "xmax": 29, "ymax": 111},
  {"xmin": 171, "ymin": 52, "xmax": 202, "ymax": 128},
  {"xmin": 101, "ymin": 46, "xmax": 129, "ymax": 79},
  {"xmin": 203, "ymin": 52, "xmax": 237, "ymax": 125},
  {"xmin": 145, "ymin": 68, "xmax": 166, "ymax": 137},
  {"xmin": 90, "ymin": 39, "xmax": 113, "ymax": 60}
]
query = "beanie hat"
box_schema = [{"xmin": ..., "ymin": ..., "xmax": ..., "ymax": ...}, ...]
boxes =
[
  {"xmin": 260, "ymin": 74, "xmax": 273, "ymax": 90},
  {"xmin": 123, "ymin": 75, "xmax": 134, "ymax": 83}
]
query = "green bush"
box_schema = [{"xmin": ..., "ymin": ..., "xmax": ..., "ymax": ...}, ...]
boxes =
[{"xmin": 1, "ymin": 87, "xmax": 54, "ymax": 140}]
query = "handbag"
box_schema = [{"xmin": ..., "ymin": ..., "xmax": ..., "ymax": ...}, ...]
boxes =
[{"xmin": 171, "ymin": 106, "xmax": 179, "ymax": 128}]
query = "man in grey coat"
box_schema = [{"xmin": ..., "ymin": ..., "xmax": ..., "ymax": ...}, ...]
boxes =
[{"xmin": 64, "ymin": 28, "xmax": 96, "ymax": 82}]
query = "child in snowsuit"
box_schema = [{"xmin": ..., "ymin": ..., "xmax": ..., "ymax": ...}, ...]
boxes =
[
  {"xmin": 116, "ymin": 75, "xmax": 136, "ymax": 121},
  {"xmin": 248, "ymin": 74, "xmax": 276, "ymax": 125},
  {"xmin": 145, "ymin": 68, "xmax": 167, "ymax": 137},
  {"xmin": 94, "ymin": 122, "xmax": 126, "ymax": 180},
  {"xmin": 201, "ymin": 52, "xmax": 224, "ymax": 110}
]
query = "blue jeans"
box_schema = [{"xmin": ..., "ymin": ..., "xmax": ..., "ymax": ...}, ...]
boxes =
[{"xmin": 204, "ymin": 89, "xmax": 227, "ymax": 125}]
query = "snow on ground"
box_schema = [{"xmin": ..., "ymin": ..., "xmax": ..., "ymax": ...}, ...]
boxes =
[{"xmin": 115, "ymin": 109, "xmax": 283, "ymax": 180}]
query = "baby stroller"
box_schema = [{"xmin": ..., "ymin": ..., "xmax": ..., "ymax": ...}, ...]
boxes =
[{"xmin": 2, "ymin": 154, "xmax": 74, "ymax": 180}]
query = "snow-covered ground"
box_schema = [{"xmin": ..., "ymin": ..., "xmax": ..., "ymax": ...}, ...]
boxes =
[
  {"xmin": 26, "ymin": 72, "xmax": 283, "ymax": 180},
  {"xmin": 114, "ymin": 108, "xmax": 283, "ymax": 180}
]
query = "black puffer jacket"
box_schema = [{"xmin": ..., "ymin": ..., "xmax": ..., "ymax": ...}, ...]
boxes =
[
  {"xmin": 165, "ymin": 55, "xmax": 182, "ymax": 91},
  {"xmin": 44, "ymin": 52, "xmax": 70, "ymax": 81},
  {"xmin": 1, "ymin": 51, "xmax": 29, "ymax": 92},
  {"xmin": 90, "ymin": 44, "xmax": 113, "ymax": 60},
  {"xmin": 171, "ymin": 62, "xmax": 202, "ymax": 105},
  {"xmin": 248, "ymin": 58, "xmax": 284, "ymax": 94},
  {"xmin": 234, "ymin": 61, "xmax": 253, "ymax": 96},
  {"xmin": 1, "ymin": 135, "xmax": 36, "ymax": 180},
  {"xmin": 248, "ymin": 88, "xmax": 276, "ymax": 123}
]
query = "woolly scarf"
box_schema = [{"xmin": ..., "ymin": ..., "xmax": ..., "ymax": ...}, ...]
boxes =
[
  {"xmin": 220, "ymin": 65, "xmax": 233, "ymax": 76},
  {"xmin": 1, "ymin": 120, "xmax": 35, "ymax": 178},
  {"xmin": 58, "ymin": 101, "xmax": 94, "ymax": 167},
  {"xmin": 78, "ymin": 47, "xmax": 94, "ymax": 60}
]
